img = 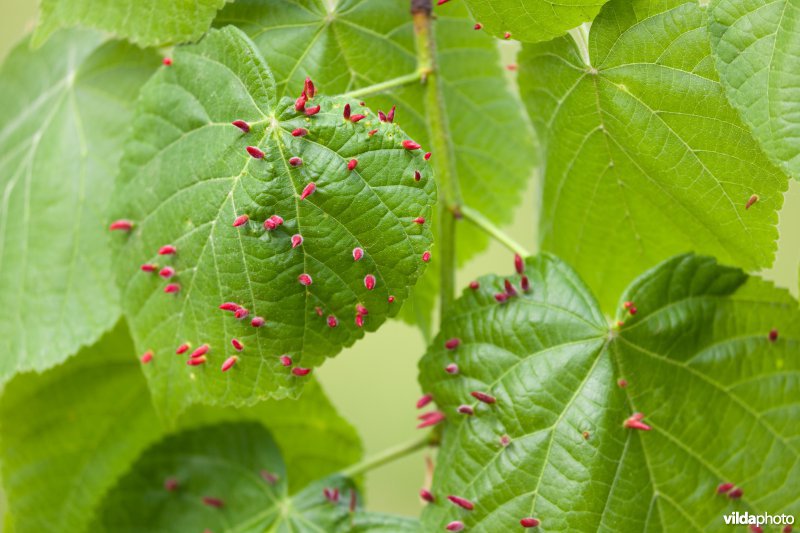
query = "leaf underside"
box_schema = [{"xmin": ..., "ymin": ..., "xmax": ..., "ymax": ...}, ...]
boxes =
[
  {"xmin": 93, "ymin": 422, "xmax": 418, "ymax": 533},
  {"xmin": 709, "ymin": 0, "xmax": 800, "ymax": 181},
  {"xmin": 214, "ymin": 0, "xmax": 537, "ymax": 333},
  {"xmin": 111, "ymin": 26, "xmax": 436, "ymax": 419},
  {"xmin": 33, "ymin": 0, "xmax": 228, "ymax": 48},
  {"xmin": 0, "ymin": 323, "xmax": 361, "ymax": 533},
  {"xmin": 519, "ymin": 0, "xmax": 788, "ymax": 312},
  {"xmin": 418, "ymin": 253, "xmax": 800, "ymax": 531},
  {"xmin": 0, "ymin": 30, "xmax": 157, "ymax": 385}
]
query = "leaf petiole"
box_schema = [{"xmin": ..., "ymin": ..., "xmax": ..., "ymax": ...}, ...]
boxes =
[
  {"xmin": 459, "ymin": 205, "xmax": 531, "ymax": 257},
  {"xmin": 342, "ymin": 70, "xmax": 427, "ymax": 99},
  {"xmin": 339, "ymin": 433, "xmax": 434, "ymax": 478}
]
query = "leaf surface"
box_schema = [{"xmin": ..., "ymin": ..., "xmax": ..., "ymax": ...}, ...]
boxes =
[
  {"xmin": 0, "ymin": 30, "xmax": 156, "ymax": 385},
  {"xmin": 0, "ymin": 323, "xmax": 360, "ymax": 533},
  {"xmin": 453, "ymin": 0, "xmax": 609, "ymax": 43},
  {"xmin": 418, "ymin": 253, "xmax": 800, "ymax": 531},
  {"xmin": 93, "ymin": 422, "xmax": 416, "ymax": 532},
  {"xmin": 111, "ymin": 26, "xmax": 436, "ymax": 418},
  {"xmin": 214, "ymin": 0, "xmax": 536, "ymax": 333},
  {"xmin": 709, "ymin": 0, "xmax": 800, "ymax": 180},
  {"xmin": 33, "ymin": 0, "xmax": 228, "ymax": 48},
  {"xmin": 519, "ymin": 0, "xmax": 787, "ymax": 311}
]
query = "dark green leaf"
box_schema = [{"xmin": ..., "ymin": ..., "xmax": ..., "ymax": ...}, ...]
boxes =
[
  {"xmin": 0, "ymin": 323, "xmax": 360, "ymax": 533},
  {"xmin": 418, "ymin": 253, "xmax": 800, "ymax": 530},
  {"xmin": 111, "ymin": 26, "xmax": 436, "ymax": 418},
  {"xmin": 0, "ymin": 30, "xmax": 157, "ymax": 385},
  {"xmin": 215, "ymin": 0, "xmax": 536, "ymax": 332},
  {"xmin": 709, "ymin": 0, "xmax": 800, "ymax": 180},
  {"xmin": 33, "ymin": 0, "xmax": 228, "ymax": 48},
  {"xmin": 519, "ymin": 0, "xmax": 787, "ymax": 311}
]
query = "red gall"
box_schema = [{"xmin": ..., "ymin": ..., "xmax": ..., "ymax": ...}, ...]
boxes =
[
  {"xmin": 728, "ymin": 487, "xmax": 743, "ymax": 499},
  {"xmin": 414, "ymin": 216, "xmax": 425, "ymax": 225},
  {"xmin": 514, "ymin": 254, "xmax": 524, "ymax": 274},
  {"xmin": 368, "ymin": 128, "xmax": 378, "ymax": 136},
  {"xmin": 202, "ymin": 496, "xmax": 224, "ymax": 508},
  {"xmin": 219, "ymin": 302, "xmax": 240, "ymax": 312},
  {"xmin": 448, "ymin": 495, "xmax": 474, "ymax": 510},
  {"xmin": 416, "ymin": 411, "xmax": 445, "ymax": 429},
  {"xmin": 402, "ymin": 140, "xmax": 421, "ymax": 150},
  {"xmin": 327, "ymin": 315, "xmax": 338, "ymax": 328},
  {"xmin": 378, "ymin": 110, "xmax": 387, "ymax": 122},
  {"xmin": 717, "ymin": 482, "xmax": 734, "ymax": 494},
  {"xmin": 750, "ymin": 527, "xmax": 763, "ymax": 533},
  {"xmin": 769, "ymin": 328, "xmax": 779, "ymax": 342},
  {"xmin": 520, "ymin": 517, "xmax": 540, "ymax": 528},
  {"xmin": 388, "ymin": 295, "xmax": 395, "ymax": 303},
  {"xmin": 231, "ymin": 338, "xmax": 244, "ymax": 351},
  {"xmin": 364, "ymin": 274, "xmax": 376, "ymax": 290},
  {"xmin": 445, "ymin": 363, "xmax": 458, "ymax": 374},
  {"xmin": 437, "ymin": 0, "xmax": 450, "ymax": 4},
  {"xmin": 506, "ymin": 64, "xmax": 518, "ymax": 71},
  {"xmin": 355, "ymin": 314, "xmax": 364, "ymax": 328},
  {"xmin": 140, "ymin": 351, "xmax": 153, "ymax": 364},
  {"xmin": 469, "ymin": 280, "xmax": 479, "ymax": 290},
  {"xmin": 500, "ymin": 434, "xmax": 511, "ymax": 447},
  {"xmin": 347, "ymin": 159, "xmax": 358, "ymax": 171},
  {"xmin": 504, "ymin": 31, "xmax": 512, "ymax": 39},
  {"xmin": 746, "ymin": 194, "xmax": 759, "ymax": 210},
  {"xmin": 343, "ymin": 103, "xmax": 351, "ymax": 120},
  {"xmin": 176, "ymin": 343, "xmax": 190, "ymax": 355},
  {"xmin": 457, "ymin": 405, "xmax": 474, "ymax": 416},
  {"xmin": 504, "ymin": 279, "xmax": 518, "ymax": 297},
  {"xmin": 305, "ymin": 105, "xmax": 321, "ymax": 116},
  {"xmin": 231, "ymin": 120, "xmax": 250, "ymax": 133},
  {"xmin": 289, "ymin": 156, "xmax": 303, "ymax": 167},
  {"xmin": 424, "ymin": 152, "xmax": 432, "ymax": 160},
  {"xmin": 159, "ymin": 266, "xmax": 175, "ymax": 279},
  {"xmin": 300, "ymin": 182, "xmax": 316, "ymax": 200},
  {"xmin": 233, "ymin": 214, "xmax": 249, "ymax": 227},
  {"xmin": 323, "ymin": 487, "xmax": 339, "ymax": 503},
  {"xmin": 623, "ymin": 412, "xmax": 651, "ymax": 431},
  {"xmin": 187, "ymin": 356, "xmax": 207, "ymax": 366},
  {"xmin": 295, "ymin": 93, "xmax": 307, "ymax": 112},
  {"xmin": 304, "ymin": 77, "xmax": 316, "ymax": 98},
  {"xmin": 140, "ymin": 263, "xmax": 157, "ymax": 273},
  {"xmin": 190, "ymin": 345, "xmax": 209, "ymax": 358},
  {"xmin": 521, "ymin": 276, "xmax": 530, "ymax": 292},
  {"xmin": 164, "ymin": 478, "xmax": 178, "ymax": 491},
  {"xmin": 474, "ymin": 23, "xmax": 482, "ymax": 30},
  {"xmin": 164, "ymin": 283, "xmax": 180, "ymax": 293},
  {"xmin": 221, "ymin": 356, "xmax": 238, "ymax": 372},
  {"xmin": 422, "ymin": 251, "xmax": 431, "ymax": 262},
  {"xmin": 291, "ymin": 234, "xmax": 303, "ymax": 248},
  {"xmin": 279, "ymin": 355, "xmax": 292, "ymax": 366},
  {"xmin": 264, "ymin": 214, "xmax": 284, "ymax": 230},
  {"xmin": 298, "ymin": 273, "xmax": 313, "ymax": 286},
  {"xmin": 234, "ymin": 307, "xmax": 249, "ymax": 319},
  {"xmin": 315, "ymin": 306, "xmax": 323, "ymax": 317},
  {"xmin": 628, "ymin": 305, "xmax": 638, "ymax": 315},
  {"xmin": 420, "ymin": 488, "xmax": 434, "ymax": 503},
  {"xmin": 414, "ymin": 170, "xmax": 421, "ymax": 181},
  {"xmin": 445, "ymin": 338, "xmax": 461, "ymax": 350},
  {"xmin": 417, "ymin": 394, "xmax": 433, "ymax": 409},
  {"xmin": 350, "ymin": 114, "xmax": 366, "ymax": 123},
  {"xmin": 292, "ymin": 127, "xmax": 308, "ymax": 137},
  {"xmin": 162, "ymin": 57, "xmax": 172, "ymax": 66},
  {"xmin": 261, "ymin": 470, "xmax": 279, "ymax": 485},
  {"xmin": 356, "ymin": 304, "xmax": 369, "ymax": 315},
  {"xmin": 446, "ymin": 522, "xmax": 465, "ymax": 532},
  {"xmin": 353, "ymin": 247, "xmax": 364, "ymax": 261},
  {"xmin": 158, "ymin": 244, "xmax": 177, "ymax": 255},
  {"xmin": 246, "ymin": 146, "xmax": 265, "ymax": 159},
  {"xmin": 471, "ymin": 391, "xmax": 496, "ymax": 404},
  {"xmin": 109, "ymin": 219, "xmax": 134, "ymax": 231},
  {"xmin": 251, "ymin": 316, "xmax": 265, "ymax": 327},
  {"xmin": 623, "ymin": 301, "xmax": 633, "ymax": 310},
  {"xmin": 387, "ymin": 106, "xmax": 395, "ymax": 123},
  {"xmin": 350, "ymin": 490, "xmax": 357, "ymax": 512},
  {"xmin": 292, "ymin": 367, "xmax": 311, "ymax": 376},
  {"xmin": 617, "ymin": 378, "xmax": 628, "ymax": 388},
  {"xmin": 494, "ymin": 293, "xmax": 508, "ymax": 303}
]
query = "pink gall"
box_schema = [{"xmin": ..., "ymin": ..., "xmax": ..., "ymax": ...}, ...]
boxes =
[
  {"xmin": 162, "ymin": 57, "xmax": 172, "ymax": 66},
  {"xmin": 291, "ymin": 234, "xmax": 303, "ymax": 248},
  {"xmin": 140, "ymin": 351, "xmax": 153, "ymax": 364},
  {"xmin": 448, "ymin": 495, "xmax": 474, "ymax": 510},
  {"xmin": 623, "ymin": 412, "xmax": 651, "ymax": 431},
  {"xmin": 234, "ymin": 307, "xmax": 249, "ymax": 320},
  {"xmin": 520, "ymin": 517, "xmax": 540, "ymax": 528},
  {"xmin": 327, "ymin": 315, "xmax": 338, "ymax": 328},
  {"xmin": 251, "ymin": 316, "xmax": 265, "ymax": 327},
  {"xmin": 445, "ymin": 338, "xmax": 461, "ymax": 350},
  {"xmin": 292, "ymin": 367, "xmax": 311, "ymax": 376},
  {"xmin": 159, "ymin": 266, "xmax": 175, "ymax": 279},
  {"xmin": 190, "ymin": 344, "xmax": 209, "ymax": 358},
  {"xmin": 364, "ymin": 274, "xmax": 376, "ymax": 290},
  {"xmin": 446, "ymin": 522, "xmax": 465, "ymax": 532},
  {"xmin": 471, "ymin": 391, "xmax": 496, "ymax": 404},
  {"xmin": 347, "ymin": 159, "xmax": 358, "ymax": 171},
  {"xmin": 176, "ymin": 343, "xmax": 190, "ymax": 355},
  {"xmin": 231, "ymin": 338, "xmax": 244, "ymax": 351},
  {"xmin": 289, "ymin": 156, "xmax": 303, "ymax": 167},
  {"xmin": 298, "ymin": 273, "xmax": 313, "ymax": 286},
  {"xmin": 445, "ymin": 363, "xmax": 458, "ymax": 374},
  {"xmin": 279, "ymin": 355, "xmax": 292, "ymax": 366},
  {"xmin": 292, "ymin": 128, "xmax": 308, "ymax": 137},
  {"xmin": 305, "ymin": 105, "xmax": 321, "ymax": 116},
  {"xmin": 140, "ymin": 263, "xmax": 157, "ymax": 273},
  {"xmin": 231, "ymin": 120, "xmax": 250, "ymax": 133},
  {"xmin": 158, "ymin": 245, "xmax": 177, "ymax": 255},
  {"xmin": 300, "ymin": 182, "xmax": 316, "ymax": 200},
  {"xmin": 233, "ymin": 214, "xmax": 249, "ymax": 227},
  {"xmin": 164, "ymin": 283, "xmax": 180, "ymax": 294},
  {"xmin": 417, "ymin": 394, "xmax": 433, "ymax": 409},
  {"xmin": 422, "ymin": 251, "xmax": 431, "ymax": 263},
  {"xmin": 246, "ymin": 146, "xmax": 265, "ymax": 159},
  {"xmin": 187, "ymin": 356, "xmax": 207, "ymax": 366},
  {"xmin": 420, "ymin": 488, "xmax": 435, "ymax": 503},
  {"xmin": 402, "ymin": 140, "xmax": 421, "ymax": 150},
  {"xmin": 353, "ymin": 247, "xmax": 364, "ymax": 261},
  {"xmin": 221, "ymin": 356, "xmax": 238, "ymax": 372},
  {"xmin": 109, "ymin": 219, "xmax": 134, "ymax": 231}
]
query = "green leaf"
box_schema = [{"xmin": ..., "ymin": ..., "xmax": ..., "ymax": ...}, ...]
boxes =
[
  {"xmin": 418, "ymin": 253, "xmax": 800, "ymax": 531},
  {"xmin": 518, "ymin": 0, "xmax": 788, "ymax": 311},
  {"xmin": 214, "ymin": 0, "xmax": 536, "ymax": 333},
  {"xmin": 33, "ymin": 0, "xmax": 228, "ymax": 48},
  {"xmin": 93, "ymin": 422, "xmax": 415, "ymax": 532},
  {"xmin": 0, "ymin": 30, "xmax": 157, "ymax": 385},
  {"xmin": 709, "ymin": 0, "xmax": 800, "ymax": 180},
  {"xmin": 0, "ymin": 322, "xmax": 360, "ymax": 533},
  {"xmin": 111, "ymin": 25, "xmax": 436, "ymax": 418},
  {"xmin": 454, "ymin": 0, "xmax": 609, "ymax": 43}
]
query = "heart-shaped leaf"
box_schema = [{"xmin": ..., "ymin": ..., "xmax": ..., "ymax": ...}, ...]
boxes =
[
  {"xmin": 0, "ymin": 30, "xmax": 156, "ymax": 385},
  {"xmin": 418, "ymin": 253, "xmax": 800, "ymax": 530},
  {"xmin": 33, "ymin": 0, "xmax": 228, "ymax": 48},
  {"xmin": 709, "ymin": 0, "xmax": 800, "ymax": 180},
  {"xmin": 0, "ymin": 323, "xmax": 360, "ymax": 533},
  {"xmin": 93, "ymin": 422, "xmax": 418, "ymax": 532},
  {"xmin": 214, "ymin": 0, "xmax": 536, "ymax": 334},
  {"xmin": 448, "ymin": 0, "xmax": 609, "ymax": 43},
  {"xmin": 518, "ymin": 0, "xmax": 788, "ymax": 312},
  {"xmin": 110, "ymin": 26, "xmax": 436, "ymax": 418}
]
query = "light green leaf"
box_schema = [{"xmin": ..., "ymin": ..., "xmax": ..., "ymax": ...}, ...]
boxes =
[
  {"xmin": 709, "ymin": 0, "xmax": 800, "ymax": 180},
  {"xmin": 214, "ymin": 0, "xmax": 536, "ymax": 333},
  {"xmin": 111, "ymin": 25, "xmax": 436, "ymax": 418},
  {"xmin": 0, "ymin": 30, "xmax": 157, "ymax": 385},
  {"xmin": 519, "ymin": 0, "xmax": 788, "ymax": 311},
  {"xmin": 454, "ymin": 0, "xmax": 609, "ymax": 43},
  {"xmin": 418, "ymin": 253, "xmax": 800, "ymax": 531},
  {"xmin": 33, "ymin": 0, "xmax": 228, "ymax": 48},
  {"xmin": 93, "ymin": 422, "xmax": 416, "ymax": 532},
  {"xmin": 0, "ymin": 322, "xmax": 360, "ymax": 533}
]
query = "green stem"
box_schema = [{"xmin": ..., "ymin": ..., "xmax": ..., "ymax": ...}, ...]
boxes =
[
  {"xmin": 342, "ymin": 71, "xmax": 425, "ymax": 99},
  {"xmin": 412, "ymin": 0, "xmax": 461, "ymax": 322},
  {"xmin": 339, "ymin": 433, "xmax": 432, "ymax": 478},
  {"xmin": 460, "ymin": 205, "xmax": 531, "ymax": 257}
]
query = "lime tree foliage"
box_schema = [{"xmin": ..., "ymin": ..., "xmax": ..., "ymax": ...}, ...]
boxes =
[{"xmin": 0, "ymin": 0, "xmax": 798, "ymax": 531}]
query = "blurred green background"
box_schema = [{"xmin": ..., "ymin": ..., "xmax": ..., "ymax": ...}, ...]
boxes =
[{"xmin": 0, "ymin": 0, "xmax": 798, "ymax": 523}]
